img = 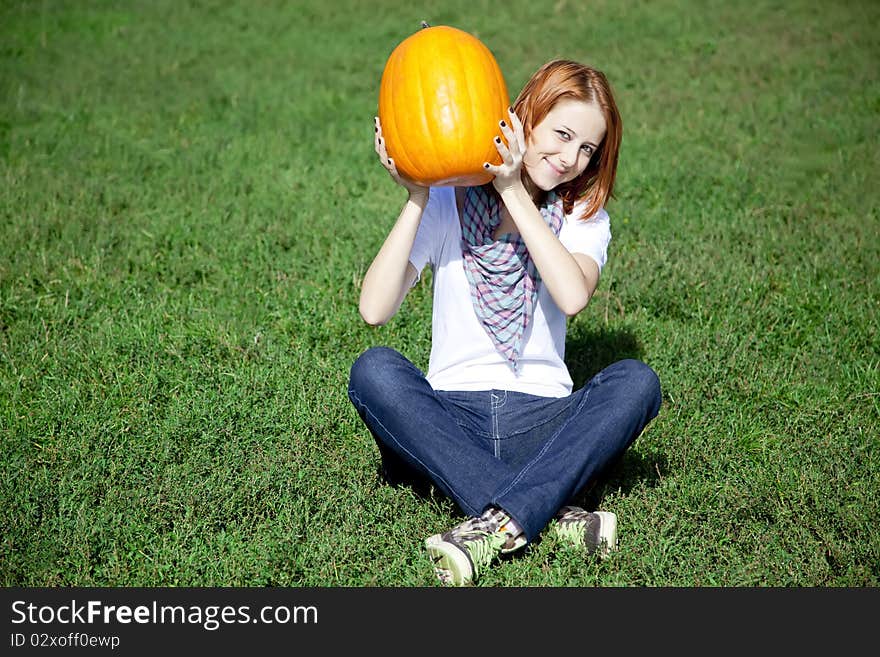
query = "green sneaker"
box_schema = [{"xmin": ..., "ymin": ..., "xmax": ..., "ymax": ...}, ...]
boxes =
[
  {"xmin": 425, "ymin": 508, "xmax": 526, "ymax": 586},
  {"xmin": 552, "ymin": 506, "xmax": 618, "ymax": 558}
]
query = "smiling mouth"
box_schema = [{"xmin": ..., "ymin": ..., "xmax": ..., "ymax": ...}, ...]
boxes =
[{"xmin": 544, "ymin": 159, "xmax": 567, "ymax": 176}]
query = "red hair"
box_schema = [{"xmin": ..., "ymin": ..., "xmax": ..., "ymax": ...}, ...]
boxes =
[{"xmin": 513, "ymin": 60, "xmax": 622, "ymax": 220}]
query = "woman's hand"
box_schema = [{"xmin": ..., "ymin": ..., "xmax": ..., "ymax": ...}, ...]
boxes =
[
  {"xmin": 485, "ymin": 107, "xmax": 527, "ymax": 195},
  {"xmin": 375, "ymin": 117, "xmax": 428, "ymax": 200}
]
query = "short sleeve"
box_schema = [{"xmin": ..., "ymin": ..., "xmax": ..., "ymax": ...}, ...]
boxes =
[
  {"xmin": 558, "ymin": 205, "xmax": 612, "ymax": 273},
  {"xmin": 408, "ymin": 186, "xmax": 454, "ymax": 280}
]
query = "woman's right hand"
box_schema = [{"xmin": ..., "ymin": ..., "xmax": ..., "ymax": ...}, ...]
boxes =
[{"xmin": 375, "ymin": 117, "xmax": 428, "ymax": 199}]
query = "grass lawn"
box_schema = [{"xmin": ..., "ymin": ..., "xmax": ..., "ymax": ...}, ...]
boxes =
[{"xmin": 1, "ymin": 0, "xmax": 877, "ymax": 586}]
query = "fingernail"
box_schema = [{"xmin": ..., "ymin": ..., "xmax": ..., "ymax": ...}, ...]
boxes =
[
  {"xmin": 483, "ymin": 163, "xmax": 489, "ymax": 168},
  {"xmin": 494, "ymin": 136, "xmax": 501, "ymax": 143},
  {"xmin": 375, "ymin": 127, "xmax": 378, "ymax": 133},
  {"xmin": 500, "ymin": 120, "xmax": 507, "ymax": 127},
  {"xmin": 378, "ymin": 137, "xmax": 382, "ymax": 144},
  {"xmin": 508, "ymin": 106, "xmax": 513, "ymax": 113},
  {"xmin": 387, "ymin": 158, "xmax": 392, "ymax": 164}
]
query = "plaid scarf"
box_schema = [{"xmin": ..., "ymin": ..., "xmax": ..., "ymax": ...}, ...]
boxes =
[{"xmin": 460, "ymin": 184, "xmax": 564, "ymax": 370}]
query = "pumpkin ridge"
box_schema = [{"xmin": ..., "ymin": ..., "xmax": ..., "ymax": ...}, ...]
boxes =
[
  {"xmin": 481, "ymin": 38, "xmax": 507, "ymax": 168},
  {"xmin": 379, "ymin": 49, "xmax": 399, "ymax": 176},
  {"xmin": 413, "ymin": 40, "xmax": 438, "ymax": 183},
  {"xmin": 390, "ymin": 41, "xmax": 421, "ymax": 182},
  {"xmin": 452, "ymin": 36, "xmax": 475, "ymax": 178}
]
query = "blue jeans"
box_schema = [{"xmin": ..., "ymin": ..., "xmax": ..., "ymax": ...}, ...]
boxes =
[{"xmin": 347, "ymin": 346, "xmax": 661, "ymax": 542}]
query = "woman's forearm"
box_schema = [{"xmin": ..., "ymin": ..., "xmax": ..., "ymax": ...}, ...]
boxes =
[
  {"xmin": 499, "ymin": 184, "xmax": 595, "ymax": 316},
  {"xmin": 358, "ymin": 191, "xmax": 429, "ymax": 325}
]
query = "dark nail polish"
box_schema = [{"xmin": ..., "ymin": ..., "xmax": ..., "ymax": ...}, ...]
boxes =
[
  {"xmin": 500, "ymin": 120, "xmax": 507, "ymax": 127},
  {"xmin": 483, "ymin": 163, "xmax": 489, "ymax": 168},
  {"xmin": 494, "ymin": 137, "xmax": 501, "ymax": 143}
]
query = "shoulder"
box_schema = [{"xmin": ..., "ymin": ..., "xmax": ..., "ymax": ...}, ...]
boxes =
[
  {"xmin": 561, "ymin": 200, "xmax": 611, "ymax": 235},
  {"xmin": 421, "ymin": 186, "xmax": 458, "ymax": 230},
  {"xmin": 426, "ymin": 186, "xmax": 456, "ymax": 214},
  {"xmin": 415, "ymin": 186, "xmax": 459, "ymax": 250},
  {"xmin": 558, "ymin": 200, "xmax": 612, "ymax": 271}
]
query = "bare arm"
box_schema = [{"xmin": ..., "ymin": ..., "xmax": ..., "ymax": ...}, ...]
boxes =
[
  {"xmin": 488, "ymin": 110, "xmax": 598, "ymax": 316},
  {"xmin": 359, "ymin": 195, "xmax": 426, "ymax": 325},
  {"xmin": 496, "ymin": 183, "xmax": 597, "ymax": 315},
  {"xmin": 358, "ymin": 118, "xmax": 430, "ymax": 326}
]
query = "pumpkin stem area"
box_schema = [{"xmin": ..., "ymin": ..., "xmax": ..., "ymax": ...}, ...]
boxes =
[{"xmin": 420, "ymin": 20, "xmax": 430, "ymax": 28}]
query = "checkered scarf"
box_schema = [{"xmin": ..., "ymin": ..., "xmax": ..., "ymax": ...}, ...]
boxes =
[{"xmin": 460, "ymin": 184, "xmax": 564, "ymax": 370}]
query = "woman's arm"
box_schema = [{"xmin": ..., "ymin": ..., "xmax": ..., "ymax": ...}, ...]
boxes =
[
  {"xmin": 358, "ymin": 117, "xmax": 430, "ymax": 326},
  {"xmin": 496, "ymin": 184, "xmax": 598, "ymax": 316},
  {"xmin": 359, "ymin": 194, "xmax": 427, "ymax": 325},
  {"xmin": 488, "ymin": 110, "xmax": 598, "ymax": 316}
]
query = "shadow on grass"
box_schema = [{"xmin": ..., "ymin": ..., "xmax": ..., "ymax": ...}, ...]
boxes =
[
  {"xmin": 564, "ymin": 324, "xmax": 645, "ymax": 390},
  {"xmin": 568, "ymin": 447, "xmax": 667, "ymax": 512},
  {"xmin": 563, "ymin": 324, "xmax": 666, "ymax": 505},
  {"xmin": 379, "ymin": 444, "xmax": 667, "ymax": 516}
]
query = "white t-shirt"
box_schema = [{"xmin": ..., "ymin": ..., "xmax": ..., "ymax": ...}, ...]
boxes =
[{"xmin": 408, "ymin": 186, "xmax": 611, "ymax": 398}]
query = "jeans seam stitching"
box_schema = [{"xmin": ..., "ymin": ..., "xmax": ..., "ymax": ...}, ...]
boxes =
[
  {"xmin": 348, "ymin": 388, "xmax": 482, "ymax": 517},
  {"xmin": 494, "ymin": 383, "xmax": 594, "ymax": 501}
]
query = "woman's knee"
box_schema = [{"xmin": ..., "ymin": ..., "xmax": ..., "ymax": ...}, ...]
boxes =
[
  {"xmin": 613, "ymin": 359, "xmax": 662, "ymax": 411},
  {"xmin": 348, "ymin": 346, "xmax": 421, "ymax": 404},
  {"xmin": 349, "ymin": 346, "xmax": 398, "ymax": 390}
]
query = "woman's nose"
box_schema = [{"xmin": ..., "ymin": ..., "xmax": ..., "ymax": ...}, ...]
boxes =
[{"xmin": 560, "ymin": 143, "xmax": 580, "ymax": 167}]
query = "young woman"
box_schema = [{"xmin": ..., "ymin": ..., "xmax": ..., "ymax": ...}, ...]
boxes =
[{"xmin": 348, "ymin": 60, "xmax": 662, "ymax": 586}]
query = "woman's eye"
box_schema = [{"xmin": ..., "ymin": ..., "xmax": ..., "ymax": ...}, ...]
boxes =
[
  {"xmin": 581, "ymin": 144, "xmax": 593, "ymax": 155},
  {"xmin": 556, "ymin": 130, "xmax": 570, "ymax": 141}
]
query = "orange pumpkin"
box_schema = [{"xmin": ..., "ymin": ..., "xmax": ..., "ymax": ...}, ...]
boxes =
[{"xmin": 378, "ymin": 24, "xmax": 510, "ymax": 187}]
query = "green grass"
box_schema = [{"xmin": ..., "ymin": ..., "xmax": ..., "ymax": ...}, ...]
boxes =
[{"xmin": 1, "ymin": 0, "xmax": 877, "ymax": 586}]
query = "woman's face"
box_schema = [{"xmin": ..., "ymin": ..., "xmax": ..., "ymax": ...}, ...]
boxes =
[{"xmin": 522, "ymin": 98, "xmax": 607, "ymax": 192}]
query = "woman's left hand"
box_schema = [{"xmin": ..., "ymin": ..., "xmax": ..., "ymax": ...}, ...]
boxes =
[{"xmin": 485, "ymin": 107, "xmax": 527, "ymax": 194}]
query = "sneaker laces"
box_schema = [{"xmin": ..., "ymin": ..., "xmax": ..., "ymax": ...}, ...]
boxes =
[
  {"xmin": 554, "ymin": 506, "xmax": 598, "ymax": 544},
  {"xmin": 556, "ymin": 506, "xmax": 595, "ymax": 523},
  {"xmin": 445, "ymin": 511, "xmax": 516, "ymax": 570}
]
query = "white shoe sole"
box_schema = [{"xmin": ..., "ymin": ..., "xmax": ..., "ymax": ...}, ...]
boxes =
[
  {"xmin": 425, "ymin": 535, "xmax": 474, "ymax": 586},
  {"xmin": 594, "ymin": 511, "xmax": 618, "ymax": 559}
]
